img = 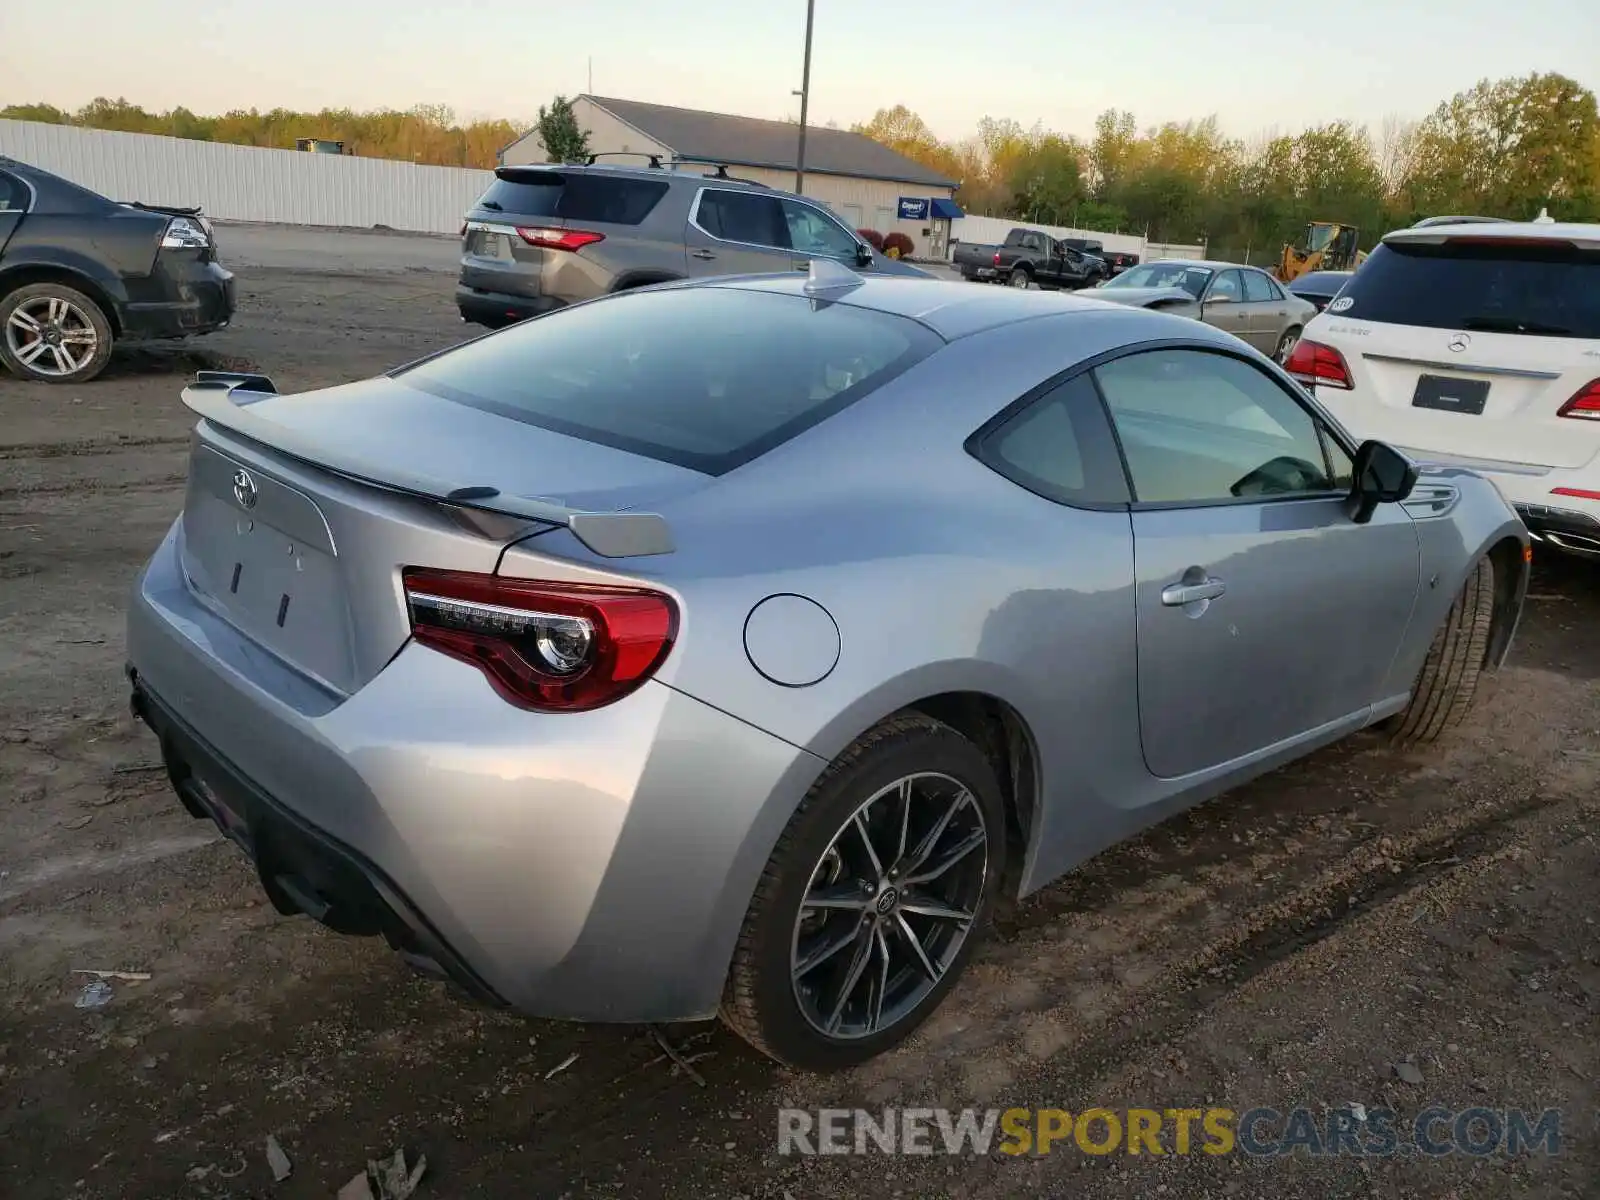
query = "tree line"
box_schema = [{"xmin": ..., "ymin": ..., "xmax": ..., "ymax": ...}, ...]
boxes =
[
  {"xmin": 5, "ymin": 73, "xmax": 1596, "ymax": 258},
  {"xmin": 852, "ymin": 72, "xmax": 1599, "ymax": 259}
]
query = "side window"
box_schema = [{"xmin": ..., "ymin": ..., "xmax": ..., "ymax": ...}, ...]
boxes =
[
  {"xmin": 973, "ymin": 374, "xmax": 1131, "ymax": 507},
  {"xmin": 1093, "ymin": 349, "xmax": 1339, "ymax": 505},
  {"xmin": 1322, "ymin": 429, "xmax": 1355, "ymax": 490},
  {"xmin": 1242, "ymin": 271, "xmax": 1277, "ymax": 303},
  {"xmin": 780, "ymin": 200, "xmax": 859, "ymax": 258},
  {"xmin": 0, "ymin": 171, "xmax": 25, "ymax": 212},
  {"xmin": 1207, "ymin": 270, "xmax": 1244, "ymax": 302},
  {"xmin": 696, "ymin": 190, "xmax": 788, "ymax": 248}
]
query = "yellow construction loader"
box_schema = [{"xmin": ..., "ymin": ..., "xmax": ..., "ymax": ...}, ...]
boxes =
[{"xmin": 1276, "ymin": 221, "xmax": 1367, "ymax": 283}]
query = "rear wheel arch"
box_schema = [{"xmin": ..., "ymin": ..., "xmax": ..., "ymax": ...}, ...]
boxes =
[
  {"xmin": 608, "ymin": 271, "xmax": 684, "ymax": 293},
  {"xmin": 0, "ymin": 264, "xmax": 123, "ymax": 335}
]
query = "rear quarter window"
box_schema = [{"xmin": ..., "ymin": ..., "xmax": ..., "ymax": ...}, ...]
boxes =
[
  {"xmin": 396, "ymin": 287, "xmax": 941, "ymax": 474},
  {"xmin": 0, "ymin": 171, "xmax": 27, "ymax": 212},
  {"xmin": 474, "ymin": 171, "xmax": 669, "ymax": 226},
  {"xmin": 1335, "ymin": 240, "xmax": 1600, "ymax": 338}
]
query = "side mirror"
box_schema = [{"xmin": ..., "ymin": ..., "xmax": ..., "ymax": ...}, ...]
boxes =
[
  {"xmin": 1347, "ymin": 440, "xmax": 1418, "ymax": 524},
  {"xmin": 855, "ymin": 243, "xmax": 874, "ymax": 268}
]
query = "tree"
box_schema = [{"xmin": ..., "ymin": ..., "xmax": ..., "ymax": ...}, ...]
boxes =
[
  {"xmin": 536, "ymin": 95, "xmax": 591, "ymax": 164},
  {"xmin": 1409, "ymin": 73, "xmax": 1600, "ymax": 218}
]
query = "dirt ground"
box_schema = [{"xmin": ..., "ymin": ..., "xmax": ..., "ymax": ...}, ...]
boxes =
[{"xmin": 1, "ymin": 225, "xmax": 1597, "ymax": 1200}]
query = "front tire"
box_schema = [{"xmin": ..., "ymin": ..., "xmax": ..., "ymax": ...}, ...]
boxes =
[
  {"xmin": 720, "ymin": 714, "xmax": 1006, "ymax": 1071},
  {"xmin": 0, "ymin": 283, "xmax": 114, "ymax": 384},
  {"xmin": 1385, "ymin": 556, "xmax": 1495, "ymax": 746}
]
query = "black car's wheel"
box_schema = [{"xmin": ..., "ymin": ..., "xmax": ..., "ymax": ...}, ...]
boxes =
[
  {"xmin": 1385, "ymin": 556, "xmax": 1495, "ymax": 746},
  {"xmin": 721, "ymin": 713, "xmax": 1006, "ymax": 1071},
  {"xmin": 1008, "ymin": 267, "xmax": 1031, "ymax": 289},
  {"xmin": 0, "ymin": 283, "xmax": 115, "ymax": 384}
]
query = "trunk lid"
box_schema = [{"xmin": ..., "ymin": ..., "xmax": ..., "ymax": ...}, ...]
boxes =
[
  {"xmin": 1321, "ymin": 320, "xmax": 1600, "ymax": 469},
  {"xmin": 177, "ymin": 376, "xmax": 711, "ymax": 695}
]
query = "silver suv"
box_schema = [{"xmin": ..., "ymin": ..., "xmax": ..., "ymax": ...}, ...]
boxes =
[{"xmin": 456, "ymin": 162, "xmax": 931, "ymax": 327}]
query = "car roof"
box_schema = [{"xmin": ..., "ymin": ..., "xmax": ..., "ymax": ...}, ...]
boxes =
[
  {"xmin": 1384, "ymin": 220, "xmax": 1600, "ymax": 249},
  {"xmin": 1411, "ymin": 215, "xmax": 1513, "ymax": 227},
  {"xmin": 686, "ymin": 271, "xmax": 1185, "ymax": 341},
  {"xmin": 1290, "ymin": 270, "xmax": 1354, "ymax": 286},
  {"xmin": 497, "ymin": 161, "xmax": 780, "ymax": 195},
  {"xmin": 1137, "ymin": 258, "xmax": 1253, "ymax": 272}
]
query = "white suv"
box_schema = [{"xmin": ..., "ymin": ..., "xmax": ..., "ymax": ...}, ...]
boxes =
[{"xmin": 1286, "ymin": 220, "xmax": 1600, "ymax": 559}]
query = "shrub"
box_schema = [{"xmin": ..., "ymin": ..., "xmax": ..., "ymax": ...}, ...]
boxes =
[
  {"xmin": 856, "ymin": 228, "xmax": 885, "ymax": 250},
  {"xmin": 882, "ymin": 232, "xmax": 915, "ymax": 259}
]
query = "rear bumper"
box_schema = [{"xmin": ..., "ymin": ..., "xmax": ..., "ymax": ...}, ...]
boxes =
[
  {"xmin": 455, "ymin": 285, "xmax": 565, "ymax": 327},
  {"xmin": 126, "ymin": 519, "xmax": 823, "ymax": 1021},
  {"xmin": 121, "ymin": 256, "xmax": 235, "ymax": 340},
  {"xmin": 1394, "ymin": 446, "xmax": 1600, "ymax": 558}
]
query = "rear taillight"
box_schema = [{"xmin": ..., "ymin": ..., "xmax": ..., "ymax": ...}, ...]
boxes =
[
  {"xmin": 1284, "ymin": 338, "xmax": 1353, "ymax": 390},
  {"xmin": 401, "ymin": 569, "xmax": 676, "ymax": 712},
  {"xmin": 1556, "ymin": 380, "xmax": 1600, "ymax": 421},
  {"xmin": 992, "ymin": 251, "xmax": 1001, "ymax": 266},
  {"xmin": 516, "ymin": 226, "xmax": 605, "ymax": 252}
]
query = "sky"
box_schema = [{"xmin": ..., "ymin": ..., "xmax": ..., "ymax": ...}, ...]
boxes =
[{"xmin": 3, "ymin": 0, "xmax": 1598, "ymax": 143}]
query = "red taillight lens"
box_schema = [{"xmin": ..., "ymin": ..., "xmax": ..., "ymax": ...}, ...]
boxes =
[
  {"xmin": 1552, "ymin": 487, "xmax": 1600, "ymax": 502},
  {"xmin": 1284, "ymin": 338, "xmax": 1353, "ymax": 390},
  {"xmin": 992, "ymin": 251, "xmax": 1001, "ymax": 266},
  {"xmin": 401, "ymin": 569, "xmax": 676, "ymax": 712},
  {"xmin": 515, "ymin": 226, "xmax": 605, "ymax": 252},
  {"xmin": 1556, "ymin": 379, "xmax": 1600, "ymax": 421}
]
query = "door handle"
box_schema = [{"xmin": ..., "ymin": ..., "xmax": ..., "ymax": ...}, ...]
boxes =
[
  {"xmin": 1161, "ymin": 578, "xmax": 1226, "ymax": 606},
  {"xmin": 691, "ymin": 249, "xmax": 716, "ymax": 260}
]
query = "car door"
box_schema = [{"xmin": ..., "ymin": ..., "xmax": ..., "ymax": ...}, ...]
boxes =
[
  {"xmin": 1199, "ymin": 269, "xmax": 1250, "ymax": 342},
  {"xmin": 684, "ymin": 188, "xmax": 795, "ymax": 277},
  {"xmin": 1241, "ymin": 268, "xmax": 1290, "ymax": 353},
  {"xmin": 779, "ymin": 197, "xmax": 868, "ymax": 272},
  {"xmin": 0, "ymin": 170, "xmax": 27, "ymax": 256},
  {"xmin": 1092, "ymin": 347, "xmax": 1420, "ymax": 778}
]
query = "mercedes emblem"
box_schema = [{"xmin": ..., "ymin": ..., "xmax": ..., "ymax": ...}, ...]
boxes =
[
  {"xmin": 1447, "ymin": 332, "xmax": 1471, "ymax": 353},
  {"xmin": 231, "ymin": 468, "xmax": 259, "ymax": 510}
]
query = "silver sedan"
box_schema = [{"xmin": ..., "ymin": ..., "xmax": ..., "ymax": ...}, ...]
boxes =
[
  {"xmin": 1091, "ymin": 258, "xmax": 1319, "ymax": 361},
  {"xmin": 127, "ymin": 266, "xmax": 1527, "ymax": 1071}
]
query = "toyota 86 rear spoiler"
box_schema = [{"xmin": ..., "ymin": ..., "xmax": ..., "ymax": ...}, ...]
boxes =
[{"xmin": 180, "ymin": 373, "xmax": 675, "ymax": 559}]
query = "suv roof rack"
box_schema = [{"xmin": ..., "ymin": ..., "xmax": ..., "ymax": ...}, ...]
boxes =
[
  {"xmin": 584, "ymin": 151, "xmax": 665, "ymax": 168},
  {"xmin": 697, "ymin": 163, "xmax": 770, "ymax": 188}
]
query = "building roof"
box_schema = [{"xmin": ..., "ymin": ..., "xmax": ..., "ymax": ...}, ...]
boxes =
[{"xmin": 581, "ymin": 95, "xmax": 958, "ymax": 190}]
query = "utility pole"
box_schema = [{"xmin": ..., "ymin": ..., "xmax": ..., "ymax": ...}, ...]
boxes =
[
  {"xmin": 588, "ymin": 58, "xmax": 593, "ymax": 93},
  {"xmin": 794, "ymin": 0, "xmax": 815, "ymax": 194}
]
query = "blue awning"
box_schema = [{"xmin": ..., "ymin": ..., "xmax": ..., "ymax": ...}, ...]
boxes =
[{"xmin": 930, "ymin": 197, "xmax": 964, "ymax": 220}]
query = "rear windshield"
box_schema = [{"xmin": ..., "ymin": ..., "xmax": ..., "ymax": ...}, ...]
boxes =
[
  {"xmin": 474, "ymin": 170, "xmax": 669, "ymax": 226},
  {"xmin": 396, "ymin": 287, "xmax": 941, "ymax": 474},
  {"xmin": 1334, "ymin": 240, "xmax": 1600, "ymax": 338}
]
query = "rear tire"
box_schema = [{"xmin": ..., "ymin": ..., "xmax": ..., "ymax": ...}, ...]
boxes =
[
  {"xmin": 1385, "ymin": 556, "xmax": 1495, "ymax": 746},
  {"xmin": 1275, "ymin": 326, "xmax": 1302, "ymax": 363},
  {"xmin": 720, "ymin": 714, "xmax": 1006, "ymax": 1071},
  {"xmin": 0, "ymin": 282, "xmax": 114, "ymax": 384},
  {"xmin": 1008, "ymin": 267, "xmax": 1031, "ymax": 289}
]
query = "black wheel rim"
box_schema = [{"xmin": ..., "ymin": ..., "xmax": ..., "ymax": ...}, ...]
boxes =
[{"xmin": 789, "ymin": 772, "xmax": 989, "ymax": 1041}]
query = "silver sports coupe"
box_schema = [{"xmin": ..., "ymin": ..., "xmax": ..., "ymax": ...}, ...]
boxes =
[{"xmin": 127, "ymin": 262, "xmax": 1529, "ymax": 1071}]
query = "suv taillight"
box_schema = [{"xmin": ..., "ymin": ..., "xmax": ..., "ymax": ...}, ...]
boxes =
[
  {"xmin": 516, "ymin": 226, "xmax": 605, "ymax": 252},
  {"xmin": 1556, "ymin": 380, "xmax": 1600, "ymax": 421},
  {"xmin": 1284, "ymin": 338, "xmax": 1353, "ymax": 390},
  {"xmin": 402, "ymin": 569, "xmax": 675, "ymax": 712}
]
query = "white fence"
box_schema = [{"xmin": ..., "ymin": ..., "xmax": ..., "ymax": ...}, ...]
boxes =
[
  {"xmin": 0, "ymin": 120, "xmax": 492, "ymax": 236},
  {"xmin": 949, "ymin": 213, "xmax": 1206, "ymax": 263}
]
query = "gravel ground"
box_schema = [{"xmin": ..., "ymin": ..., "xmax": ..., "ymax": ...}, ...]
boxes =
[{"xmin": 1, "ymin": 225, "xmax": 1596, "ymax": 1199}]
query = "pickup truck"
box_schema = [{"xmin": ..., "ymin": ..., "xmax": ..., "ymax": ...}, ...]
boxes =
[
  {"xmin": 1060, "ymin": 238, "xmax": 1138, "ymax": 276},
  {"xmin": 955, "ymin": 227, "xmax": 1108, "ymax": 290}
]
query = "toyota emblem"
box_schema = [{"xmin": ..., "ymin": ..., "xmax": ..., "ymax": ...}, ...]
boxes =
[
  {"xmin": 231, "ymin": 468, "xmax": 259, "ymax": 510},
  {"xmin": 1447, "ymin": 332, "xmax": 1471, "ymax": 353}
]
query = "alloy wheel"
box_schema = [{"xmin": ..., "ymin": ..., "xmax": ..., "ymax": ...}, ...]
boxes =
[
  {"xmin": 1009, "ymin": 271, "xmax": 1030, "ymax": 289},
  {"xmin": 789, "ymin": 771, "xmax": 990, "ymax": 1040},
  {"xmin": 5, "ymin": 295, "xmax": 100, "ymax": 378},
  {"xmin": 1276, "ymin": 330, "xmax": 1299, "ymax": 363}
]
